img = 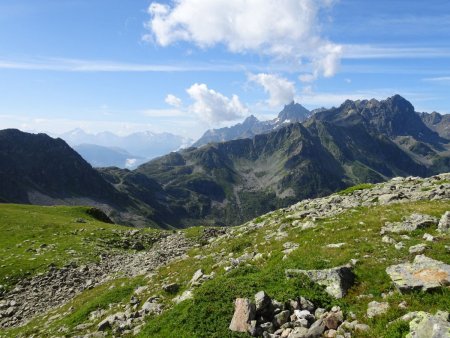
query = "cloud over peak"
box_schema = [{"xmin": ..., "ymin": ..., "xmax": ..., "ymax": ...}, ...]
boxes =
[
  {"xmin": 145, "ymin": 0, "xmax": 342, "ymax": 79},
  {"xmin": 249, "ymin": 73, "xmax": 296, "ymax": 107},
  {"xmin": 186, "ymin": 83, "xmax": 248, "ymax": 124}
]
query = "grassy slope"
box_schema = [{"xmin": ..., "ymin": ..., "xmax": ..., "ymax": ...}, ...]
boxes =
[
  {"xmin": 0, "ymin": 204, "xmax": 160, "ymax": 289},
  {"xmin": 2, "ymin": 198, "xmax": 450, "ymax": 337}
]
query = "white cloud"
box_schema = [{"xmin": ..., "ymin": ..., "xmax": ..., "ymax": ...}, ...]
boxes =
[
  {"xmin": 145, "ymin": 0, "xmax": 342, "ymax": 80},
  {"xmin": 165, "ymin": 94, "xmax": 182, "ymax": 107},
  {"xmin": 249, "ymin": 73, "xmax": 296, "ymax": 107},
  {"xmin": 186, "ymin": 83, "xmax": 248, "ymax": 123}
]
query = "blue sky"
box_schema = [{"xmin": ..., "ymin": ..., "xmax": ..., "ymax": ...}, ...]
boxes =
[{"xmin": 1, "ymin": 0, "xmax": 449, "ymax": 139}]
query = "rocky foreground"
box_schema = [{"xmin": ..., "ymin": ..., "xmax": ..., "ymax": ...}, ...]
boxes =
[{"xmin": 1, "ymin": 174, "xmax": 450, "ymax": 337}]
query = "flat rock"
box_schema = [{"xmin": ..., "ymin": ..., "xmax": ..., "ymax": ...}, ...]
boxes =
[
  {"xmin": 286, "ymin": 264, "xmax": 355, "ymax": 299},
  {"xmin": 367, "ymin": 301, "xmax": 389, "ymax": 318},
  {"xmin": 381, "ymin": 213, "xmax": 438, "ymax": 234},
  {"xmin": 409, "ymin": 244, "xmax": 427, "ymax": 254},
  {"xmin": 386, "ymin": 255, "xmax": 450, "ymax": 293},
  {"xmin": 405, "ymin": 311, "xmax": 450, "ymax": 338},
  {"xmin": 229, "ymin": 298, "xmax": 255, "ymax": 333}
]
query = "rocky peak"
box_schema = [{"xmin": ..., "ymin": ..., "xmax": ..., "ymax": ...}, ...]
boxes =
[
  {"xmin": 278, "ymin": 101, "xmax": 310, "ymax": 123},
  {"xmin": 242, "ymin": 114, "xmax": 259, "ymax": 126}
]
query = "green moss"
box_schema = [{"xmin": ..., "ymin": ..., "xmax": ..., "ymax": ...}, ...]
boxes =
[{"xmin": 337, "ymin": 183, "xmax": 375, "ymax": 195}]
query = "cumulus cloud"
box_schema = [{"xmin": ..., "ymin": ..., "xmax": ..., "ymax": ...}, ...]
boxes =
[
  {"xmin": 145, "ymin": 0, "xmax": 342, "ymax": 79},
  {"xmin": 165, "ymin": 94, "xmax": 182, "ymax": 107},
  {"xmin": 186, "ymin": 83, "xmax": 248, "ymax": 123},
  {"xmin": 249, "ymin": 73, "xmax": 296, "ymax": 107}
]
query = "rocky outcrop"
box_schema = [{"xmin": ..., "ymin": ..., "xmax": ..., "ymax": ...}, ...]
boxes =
[
  {"xmin": 285, "ymin": 264, "xmax": 355, "ymax": 299},
  {"xmin": 394, "ymin": 311, "xmax": 450, "ymax": 338},
  {"xmin": 386, "ymin": 255, "xmax": 450, "ymax": 293},
  {"xmin": 438, "ymin": 211, "xmax": 450, "ymax": 233},
  {"xmin": 229, "ymin": 291, "xmax": 369, "ymax": 337}
]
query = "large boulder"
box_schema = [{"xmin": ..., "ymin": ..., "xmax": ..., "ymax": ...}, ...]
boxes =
[
  {"xmin": 386, "ymin": 255, "xmax": 450, "ymax": 293},
  {"xmin": 229, "ymin": 298, "xmax": 256, "ymax": 333},
  {"xmin": 285, "ymin": 264, "xmax": 355, "ymax": 298}
]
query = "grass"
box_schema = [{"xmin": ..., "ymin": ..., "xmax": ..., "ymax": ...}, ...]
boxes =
[
  {"xmin": 337, "ymin": 183, "xmax": 375, "ymax": 195},
  {"xmin": 2, "ymin": 199, "xmax": 450, "ymax": 337},
  {"xmin": 0, "ymin": 204, "xmax": 161, "ymax": 289}
]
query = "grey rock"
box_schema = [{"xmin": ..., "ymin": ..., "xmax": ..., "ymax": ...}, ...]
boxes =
[
  {"xmin": 381, "ymin": 213, "xmax": 438, "ymax": 234},
  {"xmin": 367, "ymin": 301, "xmax": 389, "ymax": 318},
  {"xmin": 162, "ymin": 283, "xmax": 179, "ymax": 294},
  {"xmin": 288, "ymin": 327, "xmax": 309, "ymax": 338},
  {"xmin": 386, "ymin": 255, "xmax": 450, "ymax": 292},
  {"xmin": 286, "ymin": 265, "xmax": 355, "ymax": 298},
  {"xmin": 255, "ymin": 291, "xmax": 272, "ymax": 313},
  {"xmin": 307, "ymin": 318, "xmax": 326, "ymax": 337},
  {"xmin": 409, "ymin": 244, "xmax": 427, "ymax": 254},
  {"xmin": 173, "ymin": 290, "xmax": 193, "ymax": 303},
  {"xmin": 405, "ymin": 311, "xmax": 450, "ymax": 338},
  {"xmin": 438, "ymin": 211, "xmax": 450, "ymax": 233},
  {"xmin": 229, "ymin": 298, "xmax": 255, "ymax": 333}
]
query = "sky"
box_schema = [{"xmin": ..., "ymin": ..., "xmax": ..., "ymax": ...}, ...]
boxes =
[{"xmin": 0, "ymin": 0, "xmax": 450, "ymax": 139}]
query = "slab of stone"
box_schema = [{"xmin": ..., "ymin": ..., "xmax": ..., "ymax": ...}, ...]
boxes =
[
  {"xmin": 367, "ymin": 301, "xmax": 390, "ymax": 318},
  {"xmin": 438, "ymin": 211, "xmax": 450, "ymax": 233},
  {"xmin": 409, "ymin": 244, "xmax": 427, "ymax": 254},
  {"xmin": 381, "ymin": 213, "xmax": 438, "ymax": 234},
  {"xmin": 405, "ymin": 311, "xmax": 450, "ymax": 338},
  {"xmin": 286, "ymin": 264, "xmax": 355, "ymax": 298},
  {"xmin": 229, "ymin": 298, "xmax": 255, "ymax": 333},
  {"xmin": 386, "ymin": 255, "xmax": 450, "ymax": 293}
]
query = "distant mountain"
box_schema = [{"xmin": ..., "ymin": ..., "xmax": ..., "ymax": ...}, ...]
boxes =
[
  {"xmin": 419, "ymin": 111, "xmax": 450, "ymax": 140},
  {"xmin": 73, "ymin": 144, "xmax": 145, "ymax": 169},
  {"xmin": 60, "ymin": 129, "xmax": 192, "ymax": 162},
  {"xmin": 4, "ymin": 95, "xmax": 450, "ymax": 229},
  {"xmin": 104, "ymin": 95, "xmax": 450, "ymax": 227},
  {"xmin": 192, "ymin": 101, "xmax": 311, "ymax": 147}
]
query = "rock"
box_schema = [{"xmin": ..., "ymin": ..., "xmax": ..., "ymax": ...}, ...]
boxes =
[
  {"xmin": 229, "ymin": 298, "xmax": 256, "ymax": 333},
  {"xmin": 386, "ymin": 255, "xmax": 450, "ymax": 292},
  {"xmin": 405, "ymin": 311, "xmax": 450, "ymax": 338},
  {"xmin": 354, "ymin": 323, "xmax": 370, "ymax": 332},
  {"xmin": 255, "ymin": 291, "xmax": 272, "ymax": 313},
  {"xmin": 274, "ymin": 310, "xmax": 291, "ymax": 327},
  {"xmin": 395, "ymin": 242, "xmax": 405, "ymax": 250},
  {"xmin": 381, "ymin": 213, "xmax": 438, "ymax": 234},
  {"xmin": 286, "ymin": 264, "xmax": 355, "ymax": 298},
  {"xmin": 326, "ymin": 243, "xmax": 346, "ymax": 248},
  {"xmin": 367, "ymin": 301, "xmax": 390, "ymax": 318},
  {"xmin": 142, "ymin": 300, "xmax": 162, "ymax": 314},
  {"xmin": 324, "ymin": 311, "xmax": 343, "ymax": 330},
  {"xmin": 288, "ymin": 327, "xmax": 309, "ymax": 338},
  {"xmin": 131, "ymin": 242, "xmax": 145, "ymax": 251},
  {"xmin": 173, "ymin": 290, "xmax": 193, "ymax": 303},
  {"xmin": 409, "ymin": 244, "xmax": 427, "ymax": 254},
  {"xmin": 437, "ymin": 211, "xmax": 450, "ymax": 233},
  {"xmin": 307, "ymin": 318, "xmax": 326, "ymax": 337},
  {"xmin": 382, "ymin": 236, "xmax": 396, "ymax": 244},
  {"xmin": 423, "ymin": 233, "xmax": 435, "ymax": 242},
  {"xmin": 162, "ymin": 283, "xmax": 179, "ymax": 294},
  {"xmin": 97, "ymin": 316, "xmax": 113, "ymax": 331},
  {"xmin": 189, "ymin": 269, "xmax": 204, "ymax": 285}
]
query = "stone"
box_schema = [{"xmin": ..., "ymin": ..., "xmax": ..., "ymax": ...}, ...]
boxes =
[
  {"xmin": 142, "ymin": 300, "xmax": 162, "ymax": 314},
  {"xmin": 229, "ymin": 298, "xmax": 255, "ymax": 333},
  {"xmin": 354, "ymin": 323, "xmax": 370, "ymax": 332},
  {"xmin": 423, "ymin": 233, "xmax": 435, "ymax": 242},
  {"xmin": 324, "ymin": 311, "xmax": 343, "ymax": 330},
  {"xmin": 288, "ymin": 326, "xmax": 309, "ymax": 338},
  {"xmin": 381, "ymin": 213, "xmax": 438, "ymax": 234},
  {"xmin": 173, "ymin": 290, "xmax": 193, "ymax": 303},
  {"xmin": 386, "ymin": 255, "xmax": 450, "ymax": 293},
  {"xmin": 189, "ymin": 269, "xmax": 204, "ymax": 286},
  {"xmin": 274, "ymin": 310, "xmax": 291, "ymax": 327},
  {"xmin": 405, "ymin": 311, "xmax": 450, "ymax": 338},
  {"xmin": 367, "ymin": 301, "xmax": 389, "ymax": 318},
  {"xmin": 97, "ymin": 316, "xmax": 113, "ymax": 331},
  {"xmin": 255, "ymin": 291, "xmax": 272, "ymax": 313},
  {"xmin": 162, "ymin": 283, "xmax": 179, "ymax": 294},
  {"xmin": 326, "ymin": 243, "xmax": 346, "ymax": 248},
  {"xmin": 382, "ymin": 236, "xmax": 396, "ymax": 244},
  {"xmin": 307, "ymin": 318, "xmax": 326, "ymax": 337},
  {"xmin": 286, "ymin": 264, "xmax": 355, "ymax": 298},
  {"xmin": 437, "ymin": 211, "xmax": 450, "ymax": 233},
  {"xmin": 324, "ymin": 329, "xmax": 337, "ymax": 338},
  {"xmin": 395, "ymin": 242, "xmax": 405, "ymax": 250},
  {"xmin": 409, "ymin": 244, "xmax": 427, "ymax": 254}
]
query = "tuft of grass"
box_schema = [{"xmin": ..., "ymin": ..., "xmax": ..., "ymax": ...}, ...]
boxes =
[{"xmin": 337, "ymin": 183, "xmax": 375, "ymax": 195}]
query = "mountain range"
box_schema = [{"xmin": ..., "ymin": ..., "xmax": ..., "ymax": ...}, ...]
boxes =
[
  {"xmin": 1, "ymin": 95, "xmax": 450, "ymax": 228},
  {"xmin": 192, "ymin": 101, "xmax": 311, "ymax": 147},
  {"xmin": 60, "ymin": 129, "xmax": 192, "ymax": 168}
]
